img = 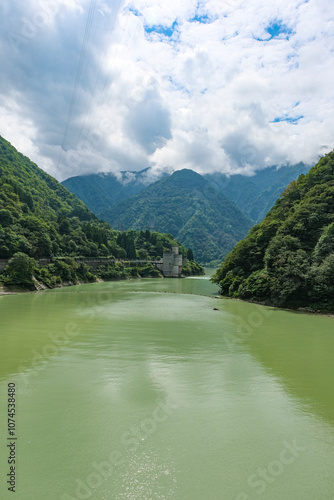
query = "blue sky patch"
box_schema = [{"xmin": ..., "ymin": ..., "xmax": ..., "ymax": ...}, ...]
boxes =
[
  {"xmin": 266, "ymin": 20, "xmax": 293, "ymax": 39},
  {"xmin": 272, "ymin": 115, "xmax": 304, "ymax": 124},
  {"xmin": 255, "ymin": 20, "xmax": 294, "ymax": 42},
  {"xmin": 144, "ymin": 21, "xmax": 178, "ymax": 37},
  {"xmin": 167, "ymin": 76, "xmax": 190, "ymax": 94},
  {"xmin": 189, "ymin": 13, "xmax": 211, "ymax": 24},
  {"xmin": 128, "ymin": 7, "xmax": 140, "ymax": 17}
]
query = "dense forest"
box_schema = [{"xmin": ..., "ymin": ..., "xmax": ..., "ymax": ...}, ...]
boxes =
[
  {"xmin": 62, "ymin": 164, "xmax": 310, "ymax": 265},
  {"xmin": 212, "ymin": 151, "xmax": 334, "ymax": 312},
  {"xmin": 204, "ymin": 163, "xmax": 310, "ymax": 222},
  {"xmin": 0, "ymin": 136, "xmax": 203, "ymax": 289},
  {"xmin": 99, "ymin": 169, "xmax": 253, "ymax": 264}
]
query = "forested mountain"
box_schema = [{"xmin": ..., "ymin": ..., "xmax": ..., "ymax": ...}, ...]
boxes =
[
  {"xmin": 0, "ymin": 135, "xmax": 186, "ymax": 261},
  {"xmin": 100, "ymin": 169, "xmax": 253, "ymax": 263},
  {"xmin": 0, "ymin": 136, "xmax": 202, "ymax": 288},
  {"xmin": 205, "ymin": 163, "xmax": 310, "ymax": 222},
  {"xmin": 62, "ymin": 169, "xmax": 160, "ymax": 215},
  {"xmin": 62, "ymin": 163, "xmax": 310, "ymax": 264},
  {"xmin": 212, "ymin": 151, "xmax": 334, "ymax": 312},
  {"xmin": 0, "ymin": 135, "xmax": 99, "ymax": 259},
  {"xmin": 62, "ymin": 164, "xmax": 310, "ymax": 225}
]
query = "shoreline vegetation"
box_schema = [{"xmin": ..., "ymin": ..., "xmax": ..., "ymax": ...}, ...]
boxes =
[
  {"xmin": 215, "ymin": 294, "xmax": 334, "ymax": 317},
  {"xmin": 1, "ymin": 137, "xmax": 334, "ymax": 314},
  {"xmin": 0, "ymin": 253, "xmax": 205, "ymax": 294},
  {"xmin": 0, "ymin": 135, "xmax": 204, "ymax": 293},
  {"xmin": 212, "ymin": 151, "xmax": 334, "ymax": 314}
]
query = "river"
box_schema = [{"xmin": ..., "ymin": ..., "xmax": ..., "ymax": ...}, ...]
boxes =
[{"xmin": 0, "ymin": 270, "xmax": 334, "ymax": 499}]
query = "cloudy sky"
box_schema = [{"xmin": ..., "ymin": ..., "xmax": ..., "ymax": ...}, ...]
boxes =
[{"xmin": 0, "ymin": 0, "xmax": 333, "ymax": 181}]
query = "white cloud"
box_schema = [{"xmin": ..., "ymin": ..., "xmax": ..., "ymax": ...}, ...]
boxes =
[{"xmin": 0, "ymin": 0, "xmax": 333, "ymax": 180}]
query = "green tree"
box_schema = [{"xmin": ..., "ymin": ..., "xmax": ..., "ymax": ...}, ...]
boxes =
[
  {"xmin": 125, "ymin": 234, "xmax": 136, "ymax": 259},
  {"xmin": 59, "ymin": 218, "xmax": 71, "ymax": 235},
  {"xmin": 187, "ymin": 248, "xmax": 194, "ymax": 261},
  {"xmin": 313, "ymin": 222, "xmax": 334, "ymax": 263},
  {"xmin": 137, "ymin": 248, "xmax": 149, "ymax": 260},
  {"xmin": 35, "ymin": 233, "xmax": 53, "ymax": 257},
  {"xmin": 5, "ymin": 252, "xmax": 36, "ymax": 288},
  {"xmin": 0, "ymin": 209, "xmax": 14, "ymax": 227},
  {"xmin": 155, "ymin": 241, "xmax": 164, "ymax": 258}
]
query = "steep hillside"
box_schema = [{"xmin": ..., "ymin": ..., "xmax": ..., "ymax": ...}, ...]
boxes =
[
  {"xmin": 0, "ymin": 135, "xmax": 100, "ymax": 259},
  {"xmin": 205, "ymin": 163, "xmax": 310, "ymax": 222},
  {"xmin": 62, "ymin": 169, "xmax": 159, "ymax": 214},
  {"xmin": 0, "ymin": 136, "xmax": 202, "ymax": 289},
  {"xmin": 212, "ymin": 151, "xmax": 334, "ymax": 312},
  {"xmin": 100, "ymin": 169, "xmax": 253, "ymax": 263},
  {"xmin": 63, "ymin": 164, "xmax": 310, "ymax": 225},
  {"xmin": 62, "ymin": 163, "xmax": 310, "ymax": 264}
]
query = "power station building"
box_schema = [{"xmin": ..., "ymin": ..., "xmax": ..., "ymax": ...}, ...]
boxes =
[{"xmin": 157, "ymin": 246, "xmax": 183, "ymax": 278}]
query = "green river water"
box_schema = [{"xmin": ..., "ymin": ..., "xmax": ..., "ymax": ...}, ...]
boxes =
[{"xmin": 0, "ymin": 270, "xmax": 334, "ymax": 499}]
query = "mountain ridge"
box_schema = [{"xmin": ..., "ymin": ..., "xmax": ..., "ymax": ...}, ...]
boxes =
[
  {"xmin": 62, "ymin": 163, "xmax": 311, "ymax": 223},
  {"xmin": 61, "ymin": 163, "xmax": 311, "ymax": 263},
  {"xmin": 62, "ymin": 168, "xmax": 167, "ymax": 215},
  {"xmin": 204, "ymin": 162, "xmax": 310, "ymax": 222},
  {"xmin": 100, "ymin": 168, "xmax": 254, "ymax": 263}
]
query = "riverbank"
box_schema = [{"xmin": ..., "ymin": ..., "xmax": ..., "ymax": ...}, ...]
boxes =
[
  {"xmin": 0, "ymin": 270, "xmax": 207, "ymax": 295},
  {"xmin": 0, "ymin": 256, "xmax": 205, "ymax": 294},
  {"xmin": 0, "ymin": 285, "xmax": 16, "ymax": 295},
  {"xmin": 215, "ymin": 293, "xmax": 334, "ymax": 317},
  {"xmin": 0, "ymin": 276, "xmax": 158, "ymax": 295}
]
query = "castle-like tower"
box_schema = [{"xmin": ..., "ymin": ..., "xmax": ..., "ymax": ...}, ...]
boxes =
[{"xmin": 157, "ymin": 246, "xmax": 183, "ymax": 277}]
